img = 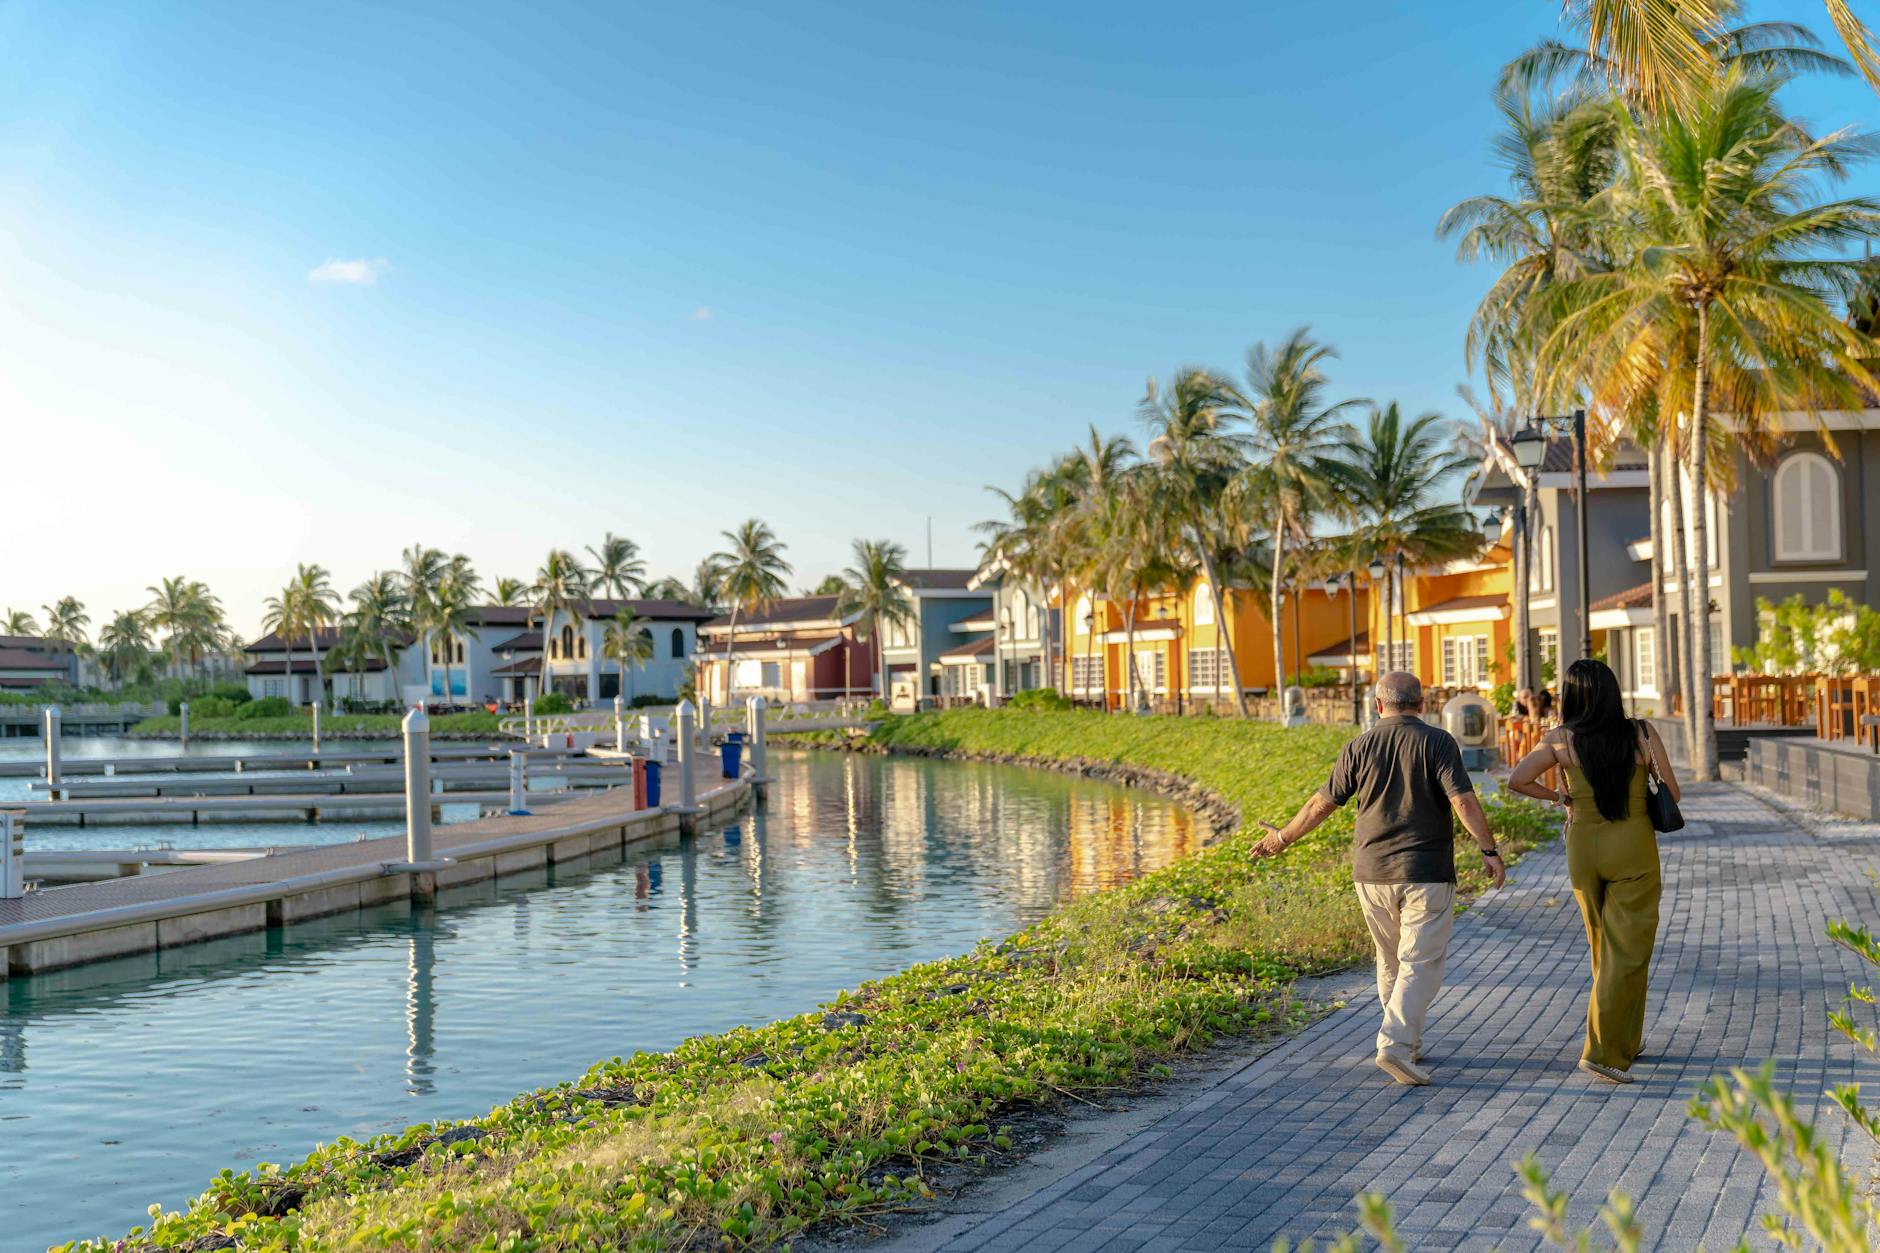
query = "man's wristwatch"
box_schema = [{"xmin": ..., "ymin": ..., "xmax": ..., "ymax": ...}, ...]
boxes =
[{"xmin": 1482, "ymin": 849, "xmax": 1503, "ymax": 861}]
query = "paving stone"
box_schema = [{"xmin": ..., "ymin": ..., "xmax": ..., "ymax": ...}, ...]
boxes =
[{"xmin": 893, "ymin": 784, "xmax": 1880, "ymax": 1253}]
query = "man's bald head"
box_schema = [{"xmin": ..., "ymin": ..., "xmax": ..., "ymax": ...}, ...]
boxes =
[{"xmin": 1377, "ymin": 670, "xmax": 1423, "ymax": 713}]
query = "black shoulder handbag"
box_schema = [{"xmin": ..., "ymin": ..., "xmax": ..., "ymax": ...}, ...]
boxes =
[{"xmin": 1638, "ymin": 720, "xmax": 1684, "ymax": 832}]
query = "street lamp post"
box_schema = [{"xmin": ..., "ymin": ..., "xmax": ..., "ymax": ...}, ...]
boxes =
[
  {"xmin": 1328, "ymin": 573, "xmax": 1360, "ymax": 726},
  {"xmin": 1513, "ymin": 409, "xmax": 1594, "ymax": 665},
  {"xmin": 1367, "ymin": 557, "xmax": 1387, "ymax": 680}
]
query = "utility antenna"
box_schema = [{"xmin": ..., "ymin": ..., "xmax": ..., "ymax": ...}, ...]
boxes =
[{"xmin": 927, "ymin": 517, "xmax": 933, "ymax": 566}]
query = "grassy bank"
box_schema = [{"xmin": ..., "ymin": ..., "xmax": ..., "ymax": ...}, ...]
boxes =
[
  {"xmin": 70, "ymin": 710, "xmax": 1556, "ymax": 1253},
  {"xmin": 128, "ymin": 711, "xmax": 507, "ymax": 739}
]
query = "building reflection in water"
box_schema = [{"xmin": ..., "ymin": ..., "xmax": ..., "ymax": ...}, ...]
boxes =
[{"xmin": 676, "ymin": 836, "xmax": 699, "ymax": 978}]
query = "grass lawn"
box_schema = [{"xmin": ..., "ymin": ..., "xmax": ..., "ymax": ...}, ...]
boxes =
[{"xmin": 70, "ymin": 709, "xmax": 1556, "ymax": 1253}]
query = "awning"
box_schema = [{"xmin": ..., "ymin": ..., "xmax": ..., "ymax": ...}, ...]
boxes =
[{"xmin": 1406, "ymin": 594, "xmax": 1509, "ymax": 627}]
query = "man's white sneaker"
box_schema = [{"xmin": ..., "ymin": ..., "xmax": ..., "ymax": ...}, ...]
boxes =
[
  {"xmin": 1578, "ymin": 1059, "xmax": 1634, "ymax": 1084},
  {"xmin": 1376, "ymin": 1054, "xmax": 1430, "ymax": 1086}
]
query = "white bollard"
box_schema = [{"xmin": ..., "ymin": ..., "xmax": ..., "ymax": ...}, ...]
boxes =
[
  {"xmin": 1, "ymin": 810, "xmax": 23, "ymax": 899},
  {"xmin": 698, "ymin": 695, "xmax": 712, "ymax": 748},
  {"xmin": 44, "ymin": 706, "xmax": 61, "ymax": 791},
  {"xmin": 523, "ymin": 696, "xmax": 534, "ymax": 739},
  {"xmin": 180, "ymin": 701, "xmax": 190, "ymax": 750},
  {"xmin": 312, "ymin": 702, "xmax": 323, "ymax": 753},
  {"xmin": 403, "ymin": 708, "xmax": 432, "ymax": 864},
  {"xmin": 746, "ymin": 696, "xmax": 767, "ymax": 779},
  {"xmin": 613, "ymin": 694, "xmax": 626, "ymax": 750},
  {"xmin": 507, "ymin": 749, "xmax": 530, "ymax": 816},
  {"xmin": 674, "ymin": 699, "xmax": 699, "ymax": 812}
]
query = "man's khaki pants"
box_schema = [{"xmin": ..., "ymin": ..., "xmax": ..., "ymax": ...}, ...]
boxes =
[{"xmin": 1356, "ymin": 882, "xmax": 1457, "ymax": 1063}]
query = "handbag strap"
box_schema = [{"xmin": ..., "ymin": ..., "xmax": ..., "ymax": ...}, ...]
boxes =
[{"xmin": 1634, "ymin": 719, "xmax": 1662, "ymax": 787}]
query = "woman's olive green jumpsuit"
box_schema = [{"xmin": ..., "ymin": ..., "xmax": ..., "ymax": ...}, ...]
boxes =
[{"xmin": 1563, "ymin": 761, "xmax": 1661, "ymax": 1070}]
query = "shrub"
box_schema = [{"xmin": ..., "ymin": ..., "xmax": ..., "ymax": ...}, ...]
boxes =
[
  {"xmin": 237, "ymin": 696, "xmax": 294, "ymax": 719},
  {"xmin": 186, "ymin": 696, "xmax": 238, "ymax": 719},
  {"xmin": 1287, "ymin": 667, "xmax": 1343, "ymax": 689},
  {"xmin": 533, "ymin": 691, "xmax": 574, "ymax": 715},
  {"xmin": 1489, "ymin": 681, "xmax": 1516, "ymax": 717},
  {"xmin": 1008, "ymin": 687, "xmax": 1073, "ymax": 711},
  {"xmin": 628, "ymin": 693, "xmax": 670, "ymax": 708}
]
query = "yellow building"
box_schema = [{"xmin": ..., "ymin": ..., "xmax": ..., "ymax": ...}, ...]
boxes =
[
  {"xmin": 1060, "ymin": 577, "xmax": 1370, "ymax": 711},
  {"xmin": 1367, "ymin": 534, "xmax": 1515, "ymax": 694}
]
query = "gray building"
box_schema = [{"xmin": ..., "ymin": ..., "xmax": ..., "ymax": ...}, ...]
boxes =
[
  {"xmin": 964, "ymin": 564, "xmax": 1059, "ymax": 701},
  {"xmin": 878, "ymin": 569, "xmax": 994, "ymax": 708}
]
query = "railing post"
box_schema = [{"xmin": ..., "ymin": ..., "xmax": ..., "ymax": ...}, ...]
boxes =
[
  {"xmin": 312, "ymin": 702, "xmax": 322, "ymax": 753},
  {"xmin": 698, "ymin": 695, "xmax": 712, "ymax": 749},
  {"xmin": 43, "ymin": 706, "xmax": 61, "ymax": 791},
  {"xmin": 507, "ymin": 748, "xmax": 530, "ymax": 816},
  {"xmin": 614, "ymin": 694, "xmax": 626, "ymax": 750},
  {"xmin": 746, "ymin": 696, "xmax": 768, "ymax": 801},
  {"xmin": 523, "ymin": 696, "xmax": 534, "ymax": 741},
  {"xmin": 674, "ymin": 699, "xmax": 699, "ymax": 826},
  {"xmin": 179, "ymin": 701, "xmax": 190, "ymax": 750},
  {"xmin": 403, "ymin": 708, "xmax": 432, "ymax": 866},
  {"xmin": 1, "ymin": 809, "xmax": 23, "ymax": 900}
]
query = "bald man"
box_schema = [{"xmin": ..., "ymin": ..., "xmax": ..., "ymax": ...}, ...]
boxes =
[{"xmin": 1257, "ymin": 671, "xmax": 1504, "ymax": 1086}]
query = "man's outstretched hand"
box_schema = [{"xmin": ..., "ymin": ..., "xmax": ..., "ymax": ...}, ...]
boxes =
[{"xmin": 1253, "ymin": 820, "xmax": 1287, "ymax": 858}]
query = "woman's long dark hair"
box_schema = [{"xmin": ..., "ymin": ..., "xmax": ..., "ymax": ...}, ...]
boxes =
[{"xmin": 1561, "ymin": 658, "xmax": 1637, "ymax": 822}]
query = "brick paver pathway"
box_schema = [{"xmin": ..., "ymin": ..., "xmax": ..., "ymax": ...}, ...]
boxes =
[{"xmin": 902, "ymin": 784, "xmax": 1880, "ymax": 1251}]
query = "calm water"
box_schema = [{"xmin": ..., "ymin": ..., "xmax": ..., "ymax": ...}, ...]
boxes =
[{"xmin": 1, "ymin": 749, "xmax": 1197, "ymax": 1250}]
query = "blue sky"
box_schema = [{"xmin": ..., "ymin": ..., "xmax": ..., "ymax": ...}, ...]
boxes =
[{"xmin": 3, "ymin": 0, "xmax": 1874, "ymax": 634}]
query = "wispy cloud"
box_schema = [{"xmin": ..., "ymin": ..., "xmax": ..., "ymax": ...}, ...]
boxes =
[
  {"xmin": 687, "ymin": 305, "xmax": 712, "ymax": 321},
  {"xmin": 308, "ymin": 257, "xmax": 390, "ymax": 286}
]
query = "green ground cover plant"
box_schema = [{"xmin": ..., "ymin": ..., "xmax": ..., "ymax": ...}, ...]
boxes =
[
  {"xmin": 128, "ymin": 710, "xmax": 508, "ymax": 739},
  {"xmin": 67, "ymin": 709, "xmax": 1554, "ymax": 1252}
]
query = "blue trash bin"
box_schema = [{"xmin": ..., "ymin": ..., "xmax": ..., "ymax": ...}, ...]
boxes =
[
  {"xmin": 719, "ymin": 740, "xmax": 743, "ymax": 779},
  {"xmin": 643, "ymin": 759, "xmax": 662, "ymax": 808}
]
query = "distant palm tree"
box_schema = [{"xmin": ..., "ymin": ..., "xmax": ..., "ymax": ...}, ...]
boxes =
[
  {"xmin": 644, "ymin": 575, "xmax": 693, "ymax": 603},
  {"xmin": 1141, "ymin": 367, "xmax": 1250, "ymax": 714},
  {"xmin": 492, "ymin": 577, "xmax": 529, "ymax": 607},
  {"xmin": 40, "ymin": 597, "xmax": 90, "ymax": 651},
  {"xmin": 691, "ymin": 559, "xmax": 727, "ymax": 611},
  {"xmin": 586, "ymin": 533, "xmax": 648, "ymax": 600},
  {"xmin": 96, "ymin": 609, "xmax": 154, "ymax": 686},
  {"xmin": 809, "ymin": 574, "xmax": 850, "ymax": 596},
  {"xmin": 1240, "ymin": 328, "xmax": 1361, "ymax": 719},
  {"xmin": 710, "ymin": 520, "xmax": 793, "ymax": 701},
  {"xmin": 346, "ymin": 572, "xmax": 413, "ymax": 708},
  {"xmin": 3, "ymin": 608, "xmax": 39, "ymax": 636},
  {"xmin": 261, "ymin": 564, "xmax": 339, "ymax": 709},
  {"xmin": 144, "ymin": 576, "xmax": 224, "ymax": 680},
  {"xmin": 602, "ymin": 608, "xmax": 657, "ymax": 703},
  {"xmin": 532, "ymin": 550, "xmax": 592, "ymax": 704},
  {"xmin": 1327, "ymin": 405, "xmax": 1480, "ymax": 673},
  {"xmin": 836, "ymin": 540, "xmax": 915, "ymax": 702},
  {"xmin": 425, "ymin": 574, "xmax": 482, "ymax": 708}
]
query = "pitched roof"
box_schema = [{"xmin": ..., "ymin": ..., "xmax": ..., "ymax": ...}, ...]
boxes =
[
  {"xmin": 0, "ymin": 634, "xmax": 66, "ymax": 652},
  {"xmin": 1412, "ymin": 593, "xmax": 1510, "ymax": 617},
  {"xmin": 246, "ymin": 628, "xmax": 415, "ymax": 652},
  {"xmin": 897, "ymin": 568, "xmax": 981, "ymax": 591},
  {"xmin": 245, "ymin": 658, "xmax": 387, "ymax": 675},
  {"xmin": 702, "ymin": 596, "xmax": 846, "ymax": 631},
  {"xmin": 492, "ymin": 656, "xmax": 548, "ymax": 675},
  {"xmin": 0, "ymin": 647, "xmax": 68, "ymax": 671},
  {"xmin": 577, "ymin": 598, "xmax": 715, "ymax": 621},
  {"xmin": 1591, "ymin": 581, "xmax": 1654, "ymax": 612},
  {"xmin": 472, "ymin": 606, "xmax": 535, "ymax": 626},
  {"xmin": 1537, "ymin": 437, "xmax": 1649, "ymax": 475},
  {"xmin": 490, "ymin": 631, "xmax": 543, "ymax": 652},
  {"xmin": 939, "ymin": 636, "xmax": 998, "ymax": 661}
]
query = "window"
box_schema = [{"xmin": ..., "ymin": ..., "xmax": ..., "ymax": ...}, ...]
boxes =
[
  {"xmin": 1193, "ymin": 583, "xmax": 1215, "ymax": 626},
  {"xmin": 577, "ymin": 636, "xmax": 587, "ymax": 659},
  {"xmin": 1636, "ymin": 627, "xmax": 1656, "ymax": 692},
  {"xmin": 1441, "ymin": 637, "xmax": 1458, "ymax": 686},
  {"xmin": 669, "ymin": 627, "xmax": 684, "ymax": 658},
  {"xmin": 455, "ymin": 640, "xmax": 464, "ymax": 665},
  {"xmin": 1134, "ymin": 649, "xmax": 1167, "ymax": 691},
  {"xmin": 762, "ymin": 661, "xmax": 781, "ymax": 689},
  {"xmin": 1539, "ymin": 629, "xmax": 1559, "ymax": 678},
  {"xmin": 1074, "ymin": 594, "xmax": 1094, "ymax": 637},
  {"xmin": 1188, "ymin": 646, "xmax": 1227, "ymax": 690},
  {"xmin": 1071, "ymin": 655, "xmax": 1104, "ymax": 693},
  {"xmin": 559, "ymin": 624, "xmax": 575, "ymax": 660},
  {"xmin": 1709, "ymin": 620, "xmax": 1725, "ymax": 671},
  {"xmin": 263, "ymin": 679, "xmax": 284, "ymax": 698},
  {"xmin": 947, "ymin": 662, "xmax": 982, "ymax": 696},
  {"xmin": 1474, "ymin": 634, "xmax": 1490, "ymax": 684},
  {"xmin": 1773, "ymin": 451, "xmax": 1843, "ymax": 562}
]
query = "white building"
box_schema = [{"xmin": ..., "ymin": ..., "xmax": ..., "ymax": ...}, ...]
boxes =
[
  {"xmin": 434, "ymin": 599, "xmax": 715, "ymax": 707},
  {"xmin": 243, "ymin": 628, "xmax": 425, "ymax": 706}
]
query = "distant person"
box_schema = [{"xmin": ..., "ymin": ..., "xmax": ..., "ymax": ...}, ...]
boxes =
[
  {"xmin": 1533, "ymin": 688, "xmax": 1556, "ymax": 725},
  {"xmin": 1514, "ymin": 687, "xmax": 1536, "ymax": 720},
  {"xmin": 1257, "ymin": 671, "xmax": 1504, "ymax": 1086},
  {"xmin": 1507, "ymin": 658, "xmax": 1677, "ymax": 1084}
]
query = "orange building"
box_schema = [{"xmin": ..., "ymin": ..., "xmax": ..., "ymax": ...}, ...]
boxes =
[
  {"xmin": 1367, "ymin": 532, "xmax": 1516, "ymax": 694},
  {"xmin": 1059, "ymin": 577, "xmax": 1370, "ymax": 711}
]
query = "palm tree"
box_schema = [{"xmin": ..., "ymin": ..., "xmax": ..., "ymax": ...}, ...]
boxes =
[
  {"xmin": 262, "ymin": 565, "xmax": 338, "ymax": 709},
  {"xmin": 809, "ymin": 574, "xmax": 850, "ymax": 596},
  {"xmin": 532, "ymin": 550, "xmax": 592, "ymax": 705},
  {"xmin": 427, "ymin": 574, "xmax": 482, "ymax": 709},
  {"xmin": 1239, "ymin": 328, "xmax": 1361, "ymax": 719},
  {"xmin": 40, "ymin": 597, "xmax": 90, "ymax": 652},
  {"xmin": 586, "ymin": 533, "xmax": 648, "ymax": 600},
  {"xmin": 1538, "ymin": 70, "xmax": 1880, "ymax": 778},
  {"xmin": 602, "ymin": 608, "xmax": 657, "ymax": 703},
  {"xmin": 1327, "ymin": 404, "xmax": 1481, "ymax": 674},
  {"xmin": 492, "ymin": 577, "xmax": 529, "ymax": 608},
  {"xmin": 645, "ymin": 576, "xmax": 693, "ymax": 603},
  {"xmin": 96, "ymin": 609, "xmax": 154, "ymax": 686},
  {"xmin": 836, "ymin": 540, "xmax": 916, "ymax": 702},
  {"xmin": 3, "ymin": 609, "xmax": 38, "ymax": 636},
  {"xmin": 144, "ymin": 576, "xmax": 224, "ymax": 680},
  {"xmin": 1141, "ymin": 367, "xmax": 1252, "ymax": 714},
  {"xmin": 691, "ymin": 559, "xmax": 727, "ymax": 611},
  {"xmin": 347, "ymin": 572, "xmax": 414, "ymax": 708},
  {"xmin": 710, "ymin": 520, "xmax": 793, "ymax": 701},
  {"xmin": 1457, "ymin": 385, "xmax": 1541, "ymax": 693}
]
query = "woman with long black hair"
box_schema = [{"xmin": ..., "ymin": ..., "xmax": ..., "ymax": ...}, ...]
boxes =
[{"xmin": 1508, "ymin": 658, "xmax": 1679, "ymax": 1083}]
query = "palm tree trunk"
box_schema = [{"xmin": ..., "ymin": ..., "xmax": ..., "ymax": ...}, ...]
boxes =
[
  {"xmin": 1083, "ymin": 590, "xmax": 1098, "ymax": 710},
  {"xmin": 1667, "ymin": 417, "xmax": 1695, "ymax": 748},
  {"xmin": 539, "ymin": 609, "xmax": 556, "ymax": 706},
  {"xmin": 1270, "ymin": 514, "xmax": 1287, "ymax": 723},
  {"xmin": 1689, "ymin": 311, "xmax": 1718, "ymax": 781},
  {"xmin": 1382, "ymin": 565, "xmax": 1394, "ymax": 675},
  {"xmin": 1192, "ymin": 536, "xmax": 1247, "ymax": 717},
  {"xmin": 1649, "ymin": 436, "xmax": 1670, "ymax": 720},
  {"xmin": 723, "ymin": 606, "xmax": 741, "ymax": 705},
  {"xmin": 1123, "ymin": 598, "xmax": 1139, "ymax": 710},
  {"xmin": 284, "ymin": 640, "xmax": 295, "ymax": 707}
]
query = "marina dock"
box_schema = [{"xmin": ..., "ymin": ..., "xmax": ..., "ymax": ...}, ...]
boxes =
[{"xmin": 0, "ymin": 743, "xmax": 578, "ymax": 779}]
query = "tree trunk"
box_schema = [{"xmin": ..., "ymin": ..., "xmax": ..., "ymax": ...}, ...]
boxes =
[
  {"xmin": 284, "ymin": 641, "xmax": 295, "ymax": 707},
  {"xmin": 1270, "ymin": 513, "xmax": 1287, "ymax": 722},
  {"xmin": 1650, "ymin": 435, "xmax": 1670, "ymax": 721},
  {"xmin": 1193, "ymin": 533, "xmax": 1248, "ymax": 717},
  {"xmin": 1382, "ymin": 565, "xmax": 1394, "ymax": 674},
  {"xmin": 539, "ymin": 609, "xmax": 556, "ymax": 705},
  {"xmin": 1123, "ymin": 599, "xmax": 1138, "ymax": 710},
  {"xmin": 1667, "ymin": 416, "xmax": 1695, "ymax": 749},
  {"xmin": 1083, "ymin": 590, "xmax": 1098, "ymax": 710},
  {"xmin": 723, "ymin": 606, "xmax": 741, "ymax": 706},
  {"xmin": 1688, "ymin": 308, "xmax": 1718, "ymax": 781}
]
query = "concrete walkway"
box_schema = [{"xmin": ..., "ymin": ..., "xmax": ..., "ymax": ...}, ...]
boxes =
[{"xmin": 891, "ymin": 784, "xmax": 1880, "ymax": 1251}]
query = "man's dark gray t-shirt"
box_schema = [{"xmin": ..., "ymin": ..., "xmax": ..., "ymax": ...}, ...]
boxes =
[{"xmin": 1317, "ymin": 714, "xmax": 1475, "ymax": 884}]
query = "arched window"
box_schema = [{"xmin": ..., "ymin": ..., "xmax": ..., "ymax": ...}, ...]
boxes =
[
  {"xmin": 455, "ymin": 640, "xmax": 464, "ymax": 664},
  {"xmin": 1773, "ymin": 451, "xmax": 1842, "ymax": 561},
  {"xmin": 1074, "ymin": 594, "xmax": 1093, "ymax": 636},
  {"xmin": 560, "ymin": 624, "xmax": 575, "ymax": 660},
  {"xmin": 577, "ymin": 635, "xmax": 587, "ymax": 659},
  {"xmin": 670, "ymin": 627, "xmax": 685, "ymax": 658},
  {"xmin": 1193, "ymin": 583, "xmax": 1215, "ymax": 625}
]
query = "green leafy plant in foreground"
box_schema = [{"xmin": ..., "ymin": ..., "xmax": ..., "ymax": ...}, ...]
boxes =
[{"xmin": 61, "ymin": 710, "xmax": 1556, "ymax": 1252}]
